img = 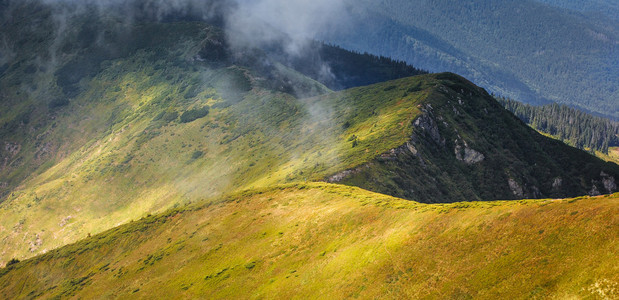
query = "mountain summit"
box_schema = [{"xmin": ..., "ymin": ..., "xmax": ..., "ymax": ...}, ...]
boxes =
[
  {"xmin": 0, "ymin": 1, "xmax": 618, "ymax": 298},
  {"xmin": 329, "ymin": 73, "xmax": 619, "ymax": 202},
  {"xmin": 0, "ymin": 2, "xmax": 617, "ymax": 264}
]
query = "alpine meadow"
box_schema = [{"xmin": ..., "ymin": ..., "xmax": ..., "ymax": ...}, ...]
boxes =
[{"xmin": 0, "ymin": 0, "xmax": 617, "ymax": 299}]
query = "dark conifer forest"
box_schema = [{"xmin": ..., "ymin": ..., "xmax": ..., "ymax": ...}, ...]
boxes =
[{"xmin": 498, "ymin": 96, "xmax": 619, "ymax": 154}]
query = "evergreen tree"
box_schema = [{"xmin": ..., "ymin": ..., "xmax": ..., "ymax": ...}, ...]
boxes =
[{"xmin": 496, "ymin": 96, "xmax": 619, "ymax": 154}]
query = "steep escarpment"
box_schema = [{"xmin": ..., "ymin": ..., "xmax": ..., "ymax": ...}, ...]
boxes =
[{"xmin": 331, "ymin": 73, "xmax": 619, "ymax": 202}]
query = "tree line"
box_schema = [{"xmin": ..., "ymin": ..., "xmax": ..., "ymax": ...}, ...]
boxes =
[{"xmin": 496, "ymin": 96, "xmax": 619, "ymax": 154}]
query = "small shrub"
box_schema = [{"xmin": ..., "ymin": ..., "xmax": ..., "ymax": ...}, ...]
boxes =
[
  {"xmin": 5, "ymin": 258, "xmax": 19, "ymax": 267},
  {"xmin": 348, "ymin": 134, "xmax": 359, "ymax": 147},
  {"xmin": 183, "ymin": 85, "xmax": 200, "ymax": 99},
  {"xmin": 49, "ymin": 98, "xmax": 70, "ymax": 109},
  {"xmin": 161, "ymin": 111, "xmax": 179, "ymax": 122},
  {"xmin": 245, "ymin": 261, "xmax": 256, "ymax": 270},
  {"xmin": 180, "ymin": 107, "xmax": 209, "ymax": 123},
  {"xmin": 191, "ymin": 150, "xmax": 204, "ymax": 160},
  {"xmin": 383, "ymin": 85, "xmax": 396, "ymax": 91},
  {"xmin": 24, "ymin": 64, "xmax": 37, "ymax": 74}
]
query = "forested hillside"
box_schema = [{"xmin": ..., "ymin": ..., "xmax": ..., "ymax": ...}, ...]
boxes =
[
  {"xmin": 288, "ymin": 42, "xmax": 427, "ymax": 90},
  {"xmin": 322, "ymin": 0, "xmax": 619, "ymax": 119},
  {"xmin": 498, "ymin": 97, "xmax": 619, "ymax": 155},
  {"xmin": 536, "ymin": 0, "xmax": 619, "ymax": 20}
]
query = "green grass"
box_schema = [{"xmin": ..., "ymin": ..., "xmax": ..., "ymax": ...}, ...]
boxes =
[
  {"xmin": 335, "ymin": 73, "xmax": 619, "ymax": 203},
  {"xmin": 1, "ymin": 14, "xmax": 618, "ymax": 287},
  {"xmin": 2, "ymin": 56, "xmax": 617, "ymax": 267},
  {"xmin": 0, "ymin": 14, "xmax": 435, "ymax": 265},
  {"xmin": 1, "ymin": 183, "xmax": 617, "ymax": 299},
  {"xmin": 597, "ymin": 147, "xmax": 619, "ymax": 165},
  {"xmin": 0, "ymin": 33, "xmax": 430, "ymax": 264}
]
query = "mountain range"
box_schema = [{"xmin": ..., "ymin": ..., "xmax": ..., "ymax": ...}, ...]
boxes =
[
  {"xmin": 0, "ymin": 0, "xmax": 617, "ymax": 298},
  {"xmin": 321, "ymin": 0, "xmax": 619, "ymax": 119}
]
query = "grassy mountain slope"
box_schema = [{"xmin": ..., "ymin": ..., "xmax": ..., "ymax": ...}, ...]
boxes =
[
  {"xmin": 323, "ymin": 0, "xmax": 619, "ymax": 118},
  {"xmin": 1, "ymin": 183, "xmax": 617, "ymax": 299},
  {"xmin": 0, "ymin": 0, "xmax": 425, "ymax": 201},
  {"xmin": 0, "ymin": 22, "xmax": 430, "ymax": 263},
  {"xmin": 0, "ymin": 3, "xmax": 424, "ymax": 264},
  {"xmin": 598, "ymin": 147, "xmax": 619, "ymax": 165},
  {"xmin": 331, "ymin": 73, "xmax": 619, "ymax": 203},
  {"xmin": 1, "ymin": 0, "xmax": 617, "ymax": 270},
  {"xmin": 2, "ymin": 69, "xmax": 618, "ymax": 265}
]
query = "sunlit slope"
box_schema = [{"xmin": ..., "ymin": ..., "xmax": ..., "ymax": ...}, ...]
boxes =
[
  {"xmin": 0, "ymin": 10, "xmax": 427, "ymax": 264},
  {"xmin": 597, "ymin": 147, "xmax": 619, "ymax": 165},
  {"xmin": 3, "ymin": 70, "xmax": 619, "ymax": 266},
  {"xmin": 0, "ymin": 64, "xmax": 427, "ymax": 264},
  {"xmin": 1, "ymin": 183, "xmax": 617, "ymax": 299}
]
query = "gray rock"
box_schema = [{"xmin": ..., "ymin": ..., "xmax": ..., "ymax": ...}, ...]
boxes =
[
  {"xmin": 601, "ymin": 173, "xmax": 617, "ymax": 193},
  {"xmin": 454, "ymin": 139, "xmax": 484, "ymax": 164},
  {"xmin": 413, "ymin": 114, "xmax": 444, "ymax": 146},
  {"xmin": 552, "ymin": 177, "xmax": 563, "ymax": 189},
  {"xmin": 589, "ymin": 184, "xmax": 601, "ymax": 196},
  {"xmin": 508, "ymin": 178, "xmax": 524, "ymax": 198}
]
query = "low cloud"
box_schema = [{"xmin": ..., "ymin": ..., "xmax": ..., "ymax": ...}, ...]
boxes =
[
  {"xmin": 27, "ymin": 0, "xmax": 350, "ymax": 57},
  {"xmin": 225, "ymin": 0, "xmax": 350, "ymax": 56}
]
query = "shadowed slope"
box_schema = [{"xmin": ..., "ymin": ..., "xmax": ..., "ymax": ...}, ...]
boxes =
[{"xmin": 331, "ymin": 73, "xmax": 619, "ymax": 202}]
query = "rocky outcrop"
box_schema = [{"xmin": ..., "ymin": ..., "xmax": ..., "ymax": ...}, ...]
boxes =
[
  {"xmin": 4, "ymin": 142, "xmax": 21, "ymax": 156},
  {"xmin": 28, "ymin": 233, "xmax": 43, "ymax": 253},
  {"xmin": 552, "ymin": 177, "xmax": 563, "ymax": 189},
  {"xmin": 588, "ymin": 172, "xmax": 617, "ymax": 196},
  {"xmin": 589, "ymin": 185, "xmax": 601, "ymax": 196},
  {"xmin": 1, "ymin": 142, "xmax": 21, "ymax": 173},
  {"xmin": 413, "ymin": 108, "xmax": 444, "ymax": 147},
  {"xmin": 601, "ymin": 172, "xmax": 617, "ymax": 193},
  {"xmin": 454, "ymin": 138, "xmax": 484, "ymax": 164},
  {"xmin": 59, "ymin": 216, "xmax": 73, "ymax": 227},
  {"xmin": 508, "ymin": 178, "xmax": 524, "ymax": 198},
  {"xmin": 327, "ymin": 165, "xmax": 370, "ymax": 183},
  {"xmin": 326, "ymin": 74, "xmax": 619, "ymax": 203}
]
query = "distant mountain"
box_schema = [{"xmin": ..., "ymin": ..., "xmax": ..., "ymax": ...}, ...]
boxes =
[
  {"xmin": 322, "ymin": 0, "xmax": 619, "ymax": 119},
  {"xmin": 535, "ymin": 0, "xmax": 619, "ymax": 20},
  {"xmin": 0, "ymin": 0, "xmax": 617, "ymax": 282}
]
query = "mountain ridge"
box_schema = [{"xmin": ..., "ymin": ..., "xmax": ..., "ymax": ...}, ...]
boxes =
[
  {"xmin": 329, "ymin": 73, "xmax": 619, "ymax": 202},
  {"xmin": 1, "ymin": 182, "xmax": 617, "ymax": 299},
  {"xmin": 322, "ymin": 0, "xmax": 619, "ymax": 119},
  {"xmin": 2, "ymin": 69, "xmax": 618, "ymax": 264},
  {"xmin": 0, "ymin": 2, "xmax": 617, "ymax": 282}
]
